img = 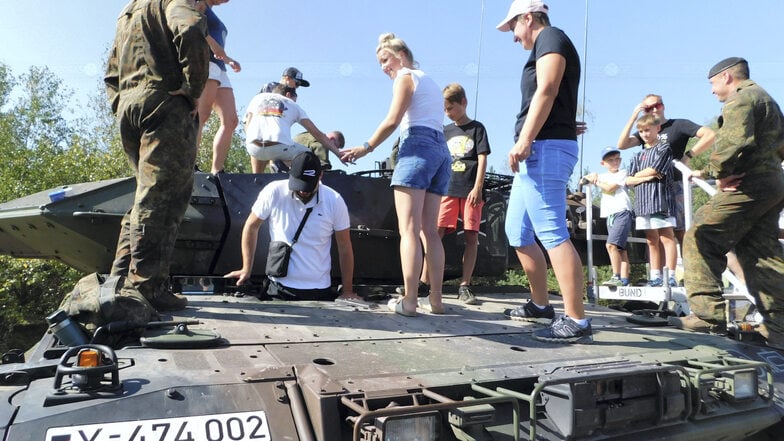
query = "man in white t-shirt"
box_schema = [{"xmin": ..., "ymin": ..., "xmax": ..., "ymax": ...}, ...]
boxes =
[
  {"xmin": 244, "ymin": 83, "xmax": 342, "ymax": 173},
  {"xmin": 224, "ymin": 152, "xmax": 359, "ymax": 300}
]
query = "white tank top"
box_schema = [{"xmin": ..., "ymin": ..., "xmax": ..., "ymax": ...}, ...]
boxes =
[{"xmin": 398, "ymin": 67, "xmax": 444, "ymax": 133}]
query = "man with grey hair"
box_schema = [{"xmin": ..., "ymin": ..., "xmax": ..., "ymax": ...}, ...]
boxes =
[{"xmin": 671, "ymin": 57, "xmax": 784, "ymax": 350}]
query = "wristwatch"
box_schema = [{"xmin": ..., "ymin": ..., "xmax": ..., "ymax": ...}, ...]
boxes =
[{"xmin": 363, "ymin": 142, "xmax": 372, "ymax": 151}]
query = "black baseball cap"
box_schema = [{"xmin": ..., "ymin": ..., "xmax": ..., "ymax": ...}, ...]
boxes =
[
  {"xmin": 708, "ymin": 57, "xmax": 747, "ymax": 79},
  {"xmin": 289, "ymin": 151, "xmax": 322, "ymax": 192},
  {"xmin": 282, "ymin": 67, "xmax": 310, "ymax": 87}
]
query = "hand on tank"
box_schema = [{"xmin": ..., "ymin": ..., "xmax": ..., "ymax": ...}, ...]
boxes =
[{"xmin": 224, "ymin": 269, "xmax": 250, "ymax": 285}]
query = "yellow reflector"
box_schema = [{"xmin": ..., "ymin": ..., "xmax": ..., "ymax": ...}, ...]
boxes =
[{"xmin": 77, "ymin": 349, "xmax": 100, "ymax": 367}]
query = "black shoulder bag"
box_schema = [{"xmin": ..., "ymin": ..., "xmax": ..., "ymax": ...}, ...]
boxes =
[{"xmin": 265, "ymin": 207, "xmax": 312, "ymax": 277}]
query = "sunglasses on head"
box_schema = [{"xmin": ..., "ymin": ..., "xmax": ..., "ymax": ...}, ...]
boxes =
[{"xmin": 643, "ymin": 102, "xmax": 663, "ymax": 112}]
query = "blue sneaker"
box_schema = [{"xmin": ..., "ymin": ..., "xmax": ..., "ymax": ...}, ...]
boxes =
[
  {"xmin": 648, "ymin": 278, "xmax": 663, "ymax": 287},
  {"xmin": 504, "ymin": 300, "xmax": 555, "ymax": 324},
  {"xmin": 668, "ymin": 277, "xmax": 678, "ymax": 287},
  {"xmin": 620, "ymin": 278, "xmax": 630, "ymax": 286},
  {"xmin": 533, "ymin": 315, "xmax": 593, "ymax": 344}
]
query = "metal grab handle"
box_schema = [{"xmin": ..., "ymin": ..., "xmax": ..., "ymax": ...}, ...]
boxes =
[{"xmin": 672, "ymin": 160, "xmax": 717, "ymax": 197}]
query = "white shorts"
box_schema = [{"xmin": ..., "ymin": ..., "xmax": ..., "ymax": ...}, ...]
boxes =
[
  {"xmin": 635, "ymin": 214, "xmax": 676, "ymax": 230},
  {"xmin": 245, "ymin": 142, "xmax": 310, "ymax": 162},
  {"xmin": 208, "ymin": 62, "xmax": 232, "ymax": 88}
]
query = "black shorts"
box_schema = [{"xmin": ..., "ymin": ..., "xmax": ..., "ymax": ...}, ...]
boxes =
[{"xmin": 266, "ymin": 279, "xmax": 336, "ymax": 301}]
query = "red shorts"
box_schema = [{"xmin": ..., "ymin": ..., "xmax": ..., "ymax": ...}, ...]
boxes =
[{"xmin": 438, "ymin": 196, "xmax": 485, "ymax": 234}]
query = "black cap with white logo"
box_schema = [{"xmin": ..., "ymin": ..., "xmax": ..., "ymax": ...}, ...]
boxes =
[{"xmin": 288, "ymin": 151, "xmax": 322, "ymax": 192}]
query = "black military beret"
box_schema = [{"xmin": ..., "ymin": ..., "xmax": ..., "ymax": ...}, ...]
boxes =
[{"xmin": 708, "ymin": 57, "xmax": 747, "ymax": 79}]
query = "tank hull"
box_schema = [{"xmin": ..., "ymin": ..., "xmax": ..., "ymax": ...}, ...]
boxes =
[{"xmin": 0, "ymin": 171, "xmax": 646, "ymax": 281}]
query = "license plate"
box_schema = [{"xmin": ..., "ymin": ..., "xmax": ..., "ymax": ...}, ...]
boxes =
[{"xmin": 45, "ymin": 410, "xmax": 271, "ymax": 441}]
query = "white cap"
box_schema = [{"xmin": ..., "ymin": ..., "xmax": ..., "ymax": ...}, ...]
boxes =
[{"xmin": 496, "ymin": 0, "xmax": 549, "ymax": 32}]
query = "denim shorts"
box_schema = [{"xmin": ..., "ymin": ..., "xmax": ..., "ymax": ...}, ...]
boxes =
[
  {"xmin": 504, "ymin": 139, "xmax": 578, "ymax": 250},
  {"xmin": 671, "ymin": 180, "xmax": 685, "ymax": 231},
  {"xmin": 607, "ymin": 209, "xmax": 633, "ymax": 249},
  {"xmin": 391, "ymin": 126, "xmax": 452, "ymax": 195}
]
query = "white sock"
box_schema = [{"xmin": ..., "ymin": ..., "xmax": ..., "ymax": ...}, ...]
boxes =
[
  {"xmin": 650, "ymin": 269, "xmax": 661, "ymax": 280},
  {"xmin": 569, "ymin": 316, "xmax": 590, "ymax": 328}
]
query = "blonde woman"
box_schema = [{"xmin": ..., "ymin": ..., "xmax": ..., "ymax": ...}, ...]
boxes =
[{"xmin": 342, "ymin": 33, "xmax": 451, "ymax": 316}]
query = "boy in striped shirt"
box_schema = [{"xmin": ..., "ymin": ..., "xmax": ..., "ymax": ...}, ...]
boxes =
[{"xmin": 625, "ymin": 114, "xmax": 678, "ymax": 287}]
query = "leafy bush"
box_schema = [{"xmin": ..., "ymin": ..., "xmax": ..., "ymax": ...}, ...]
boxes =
[{"xmin": 0, "ymin": 258, "xmax": 81, "ymax": 353}]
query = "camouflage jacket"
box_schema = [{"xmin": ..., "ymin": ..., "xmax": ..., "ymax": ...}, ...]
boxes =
[
  {"xmin": 104, "ymin": 0, "xmax": 209, "ymax": 115},
  {"xmin": 707, "ymin": 79, "xmax": 784, "ymax": 179}
]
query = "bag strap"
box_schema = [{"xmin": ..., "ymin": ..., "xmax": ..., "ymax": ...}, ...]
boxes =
[
  {"xmin": 98, "ymin": 274, "xmax": 123, "ymax": 319},
  {"xmin": 290, "ymin": 207, "xmax": 313, "ymax": 246}
]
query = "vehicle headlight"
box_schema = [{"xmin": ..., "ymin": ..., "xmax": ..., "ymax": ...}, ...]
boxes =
[
  {"xmin": 375, "ymin": 412, "xmax": 439, "ymax": 441},
  {"xmin": 716, "ymin": 369, "xmax": 758, "ymax": 402}
]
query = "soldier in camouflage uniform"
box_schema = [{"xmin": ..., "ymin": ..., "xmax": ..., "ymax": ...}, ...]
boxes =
[
  {"xmin": 671, "ymin": 58, "xmax": 784, "ymax": 348},
  {"xmin": 104, "ymin": 0, "xmax": 209, "ymax": 311}
]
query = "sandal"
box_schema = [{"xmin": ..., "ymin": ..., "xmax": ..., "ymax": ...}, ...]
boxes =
[
  {"xmin": 418, "ymin": 295, "xmax": 445, "ymax": 315},
  {"xmin": 388, "ymin": 297, "xmax": 417, "ymax": 317}
]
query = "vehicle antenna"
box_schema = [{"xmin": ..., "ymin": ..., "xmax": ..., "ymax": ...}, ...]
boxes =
[
  {"xmin": 578, "ymin": 0, "xmax": 590, "ymax": 182},
  {"xmin": 473, "ymin": 0, "xmax": 486, "ymax": 118}
]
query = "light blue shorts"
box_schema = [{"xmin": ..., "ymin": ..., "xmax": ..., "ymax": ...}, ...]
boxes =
[
  {"xmin": 505, "ymin": 139, "xmax": 578, "ymax": 250},
  {"xmin": 391, "ymin": 126, "xmax": 452, "ymax": 195}
]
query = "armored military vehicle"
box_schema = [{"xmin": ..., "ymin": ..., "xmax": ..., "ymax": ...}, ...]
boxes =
[
  {"xmin": 0, "ymin": 171, "xmax": 644, "ymax": 286},
  {"xmin": 0, "ymin": 171, "xmax": 782, "ymax": 441}
]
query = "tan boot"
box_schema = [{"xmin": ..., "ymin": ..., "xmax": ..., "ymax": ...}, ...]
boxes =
[{"xmin": 668, "ymin": 313, "xmax": 726, "ymax": 334}]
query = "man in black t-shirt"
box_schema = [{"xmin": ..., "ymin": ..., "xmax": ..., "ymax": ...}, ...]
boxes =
[{"xmin": 617, "ymin": 94, "xmax": 716, "ymax": 241}]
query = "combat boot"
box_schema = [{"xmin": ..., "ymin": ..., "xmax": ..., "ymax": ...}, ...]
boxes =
[
  {"xmin": 668, "ymin": 313, "xmax": 726, "ymax": 334},
  {"xmin": 150, "ymin": 291, "xmax": 188, "ymax": 311},
  {"xmin": 753, "ymin": 323, "xmax": 784, "ymax": 351}
]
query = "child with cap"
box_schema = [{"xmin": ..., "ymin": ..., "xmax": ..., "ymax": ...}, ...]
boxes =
[{"xmin": 583, "ymin": 147, "xmax": 633, "ymax": 286}]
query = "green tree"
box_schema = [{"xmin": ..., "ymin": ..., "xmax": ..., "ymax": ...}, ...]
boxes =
[
  {"xmin": 195, "ymin": 112, "xmax": 249, "ymax": 174},
  {"xmin": 0, "ymin": 64, "xmax": 129, "ymax": 354}
]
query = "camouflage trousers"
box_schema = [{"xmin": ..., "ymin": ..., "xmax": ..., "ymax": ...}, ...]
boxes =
[
  {"xmin": 683, "ymin": 172, "xmax": 784, "ymax": 335},
  {"xmin": 110, "ymin": 91, "xmax": 198, "ymax": 302}
]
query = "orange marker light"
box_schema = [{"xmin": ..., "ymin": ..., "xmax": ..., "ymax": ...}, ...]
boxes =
[{"xmin": 77, "ymin": 349, "xmax": 100, "ymax": 367}]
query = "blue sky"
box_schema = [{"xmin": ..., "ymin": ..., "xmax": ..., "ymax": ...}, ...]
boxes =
[{"xmin": 2, "ymin": 0, "xmax": 783, "ymax": 182}]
